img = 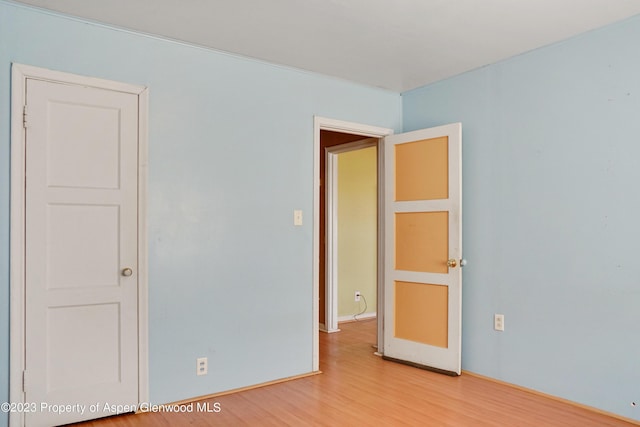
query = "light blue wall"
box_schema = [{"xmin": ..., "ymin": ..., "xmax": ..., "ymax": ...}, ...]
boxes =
[
  {"xmin": 3, "ymin": 1, "xmax": 640, "ymax": 424},
  {"xmin": 403, "ymin": 15, "xmax": 640, "ymax": 421},
  {"xmin": 0, "ymin": 3, "xmax": 401, "ymax": 425}
]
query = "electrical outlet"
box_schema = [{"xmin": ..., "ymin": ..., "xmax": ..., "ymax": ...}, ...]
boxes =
[
  {"xmin": 355, "ymin": 291, "xmax": 361, "ymax": 302},
  {"xmin": 197, "ymin": 357, "xmax": 208, "ymax": 376},
  {"xmin": 494, "ymin": 314, "xmax": 505, "ymax": 331}
]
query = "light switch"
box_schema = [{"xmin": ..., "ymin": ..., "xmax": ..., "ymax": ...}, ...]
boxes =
[{"xmin": 294, "ymin": 210, "xmax": 303, "ymax": 226}]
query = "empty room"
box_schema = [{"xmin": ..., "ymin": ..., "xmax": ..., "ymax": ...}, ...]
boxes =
[{"xmin": 1, "ymin": 1, "xmax": 639, "ymax": 426}]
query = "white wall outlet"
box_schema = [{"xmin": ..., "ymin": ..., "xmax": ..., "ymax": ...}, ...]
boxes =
[
  {"xmin": 197, "ymin": 357, "xmax": 208, "ymax": 376},
  {"xmin": 494, "ymin": 314, "xmax": 505, "ymax": 331},
  {"xmin": 294, "ymin": 209, "xmax": 303, "ymax": 226},
  {"xmin": 355, "ymin": 291, "xmax": 361, "ymax": 302}
]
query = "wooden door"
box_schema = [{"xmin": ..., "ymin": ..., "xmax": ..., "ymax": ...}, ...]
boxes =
[
  {"xmin": 24, "ymin": 78, "xmax": 140, "ymax": 426},
  {"xmin": 383, "ymin": 123, "xmax": 462, "ymax": 375}
]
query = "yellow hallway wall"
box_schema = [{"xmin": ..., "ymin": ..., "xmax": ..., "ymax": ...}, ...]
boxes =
[{"xmin": 337, "ymin": 146, "xmax": 377, "ymax": 318}]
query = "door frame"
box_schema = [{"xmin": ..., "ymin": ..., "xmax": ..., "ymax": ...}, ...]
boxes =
[
  {"xmin": 313, "ymin": 116, "xmax": 393, "ymax": 371},
  {"xmin": 324, "ymin": 138, "xmax": 378, "ymax": 333},
  {"xmin": 9, "ymin": 63, "xmax": 149, "ymax": 425}
]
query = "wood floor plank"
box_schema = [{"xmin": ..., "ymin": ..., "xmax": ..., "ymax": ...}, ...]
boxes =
[{"xmin": 73, "ymin": 319, "xmax": 637, "ymax": 426}]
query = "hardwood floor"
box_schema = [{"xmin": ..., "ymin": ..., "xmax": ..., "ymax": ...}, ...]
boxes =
[{"xmin": 75, "ymin": 319, "xmax": 637, "ymax": 426}]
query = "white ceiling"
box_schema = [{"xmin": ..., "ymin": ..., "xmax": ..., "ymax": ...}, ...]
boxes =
[{"xmin": 13, "ymin": 0, "xmax": 640, "ymax": 92}]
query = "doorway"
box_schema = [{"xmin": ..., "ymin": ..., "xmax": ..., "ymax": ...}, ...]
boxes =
[
  {"xmin": 312, "ymin": 117, "xmax": 394, "ymax": 371},
  {"xmin": 313, "ymin": 118, "xmax": 463, "ymax": 375},
  {"xmin": 324, "ymin": 140, "xmax": 378, "ymax": 332}
]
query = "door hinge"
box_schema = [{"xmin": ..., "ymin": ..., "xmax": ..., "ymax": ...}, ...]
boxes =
[{"xmin": 23, "ymin": 105, "xmax": 28, "ymax": 129}]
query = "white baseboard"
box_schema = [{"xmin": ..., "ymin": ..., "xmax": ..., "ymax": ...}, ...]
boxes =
[
  {"xmin": 319, "ymin": 323, "xmax": 341, "ymax": 333},
  {"xmin": 338, "ymin": 312, "xmax": 376, "ymax": 323}
]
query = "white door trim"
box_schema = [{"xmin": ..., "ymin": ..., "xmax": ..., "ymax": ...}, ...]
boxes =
[
  {"xmin": 313, "ymin": 116, "xmax": 393, "ymax": 371},
  {"xmin": 325, "ymin": 138, "xmax": 378, "ymax": 333},
  {"xmin": 9, "ymin": 63, "xmax": 149, "ymax": 426}
]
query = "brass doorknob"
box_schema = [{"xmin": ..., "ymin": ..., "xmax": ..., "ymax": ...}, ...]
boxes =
[
  {"xmin": 447, "ymin": 259, "xmax": 457, "ymax": 268},
  {"xmin": 122, "ymin": 268, "xmax": 133, "ymax": 277}
]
